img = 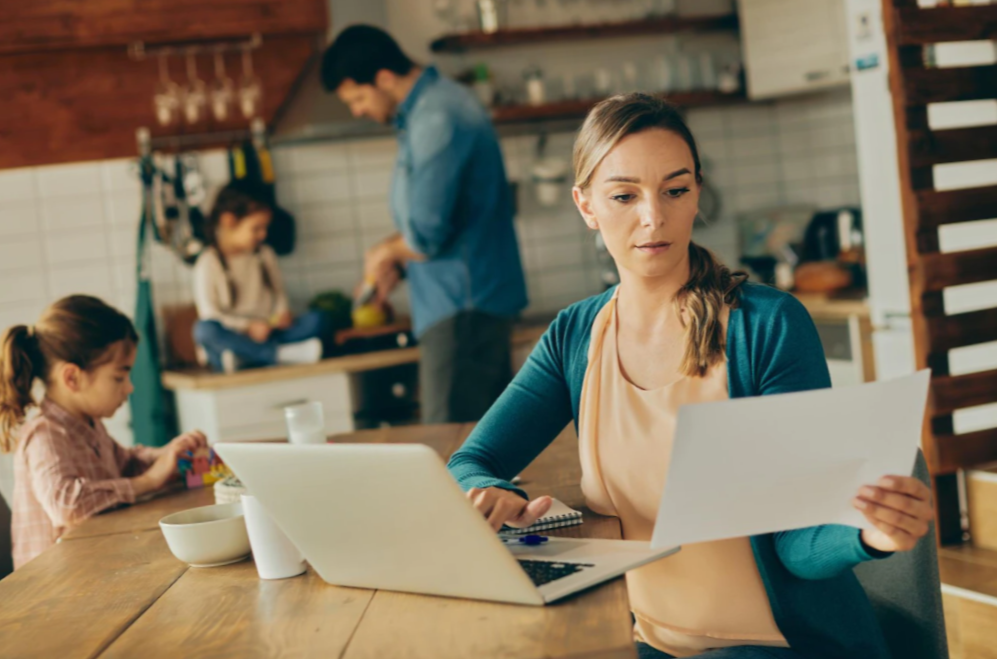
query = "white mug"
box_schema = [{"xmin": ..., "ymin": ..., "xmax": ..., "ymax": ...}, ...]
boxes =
[
  {"xmin": 284, "ymin": 401, "xmax": 327, "ymax": 445},
  {"xmin": 241, "ymin": 494, "xmax": 306, "ymax": 580}
]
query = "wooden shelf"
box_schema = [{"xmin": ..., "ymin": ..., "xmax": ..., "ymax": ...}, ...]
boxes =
[
  {"xmin": 431, "ymin": 13, "xmax": 738, "ymax": 53},
  {"xmin": 491, "ymin": 90, "xmax": 746, "ymax": 124}
]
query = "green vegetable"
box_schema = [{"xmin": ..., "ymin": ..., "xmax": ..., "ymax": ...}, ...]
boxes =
[{"xmin": 308, "ymin": 290, "xmax": 353, "ymax": 333}]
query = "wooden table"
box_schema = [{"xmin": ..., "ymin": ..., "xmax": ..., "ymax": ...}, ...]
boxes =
[{"xmin": 1, "ymin": 424, "xmax": 636, "ymax": 659}]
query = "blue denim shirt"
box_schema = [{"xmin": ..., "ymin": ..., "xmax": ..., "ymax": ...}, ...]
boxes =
[{"xmin": 390, "ymin": 66, "xmax": 528, "ymax": 337}]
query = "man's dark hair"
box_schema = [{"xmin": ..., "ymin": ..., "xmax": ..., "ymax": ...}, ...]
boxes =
[{"xmin": 321, "ymin": 25, "xmax": 415, "ymax": 92}]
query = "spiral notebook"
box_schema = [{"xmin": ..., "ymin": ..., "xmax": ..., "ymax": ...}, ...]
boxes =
[{"xmin": 500, "ymin": 499, "xmax": 584, "ymax": 535}]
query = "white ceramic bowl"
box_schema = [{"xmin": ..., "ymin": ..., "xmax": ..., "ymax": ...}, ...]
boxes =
[{"xmin": 159, "ymin": 502, "xmax": 251, "ymax": 568}]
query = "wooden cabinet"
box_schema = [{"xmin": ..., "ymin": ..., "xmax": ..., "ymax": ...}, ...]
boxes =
[
  {"xmin": 162, "ymin": 350, "xmax": 423, "ymax": 442},
  {"xmin": 0, "ymin": 37, "xmax": 318, "ymax": 170},
  {"xmin": 0, "ymin": 0, "xmax": 327, "ymax": 170},
  {"xmin": 172, "ymin": 372, "xmax": 356, "ymax": 443},
  {"xmin": 737, "ymin": 0, "xmax": 850, "ymax": 99}
]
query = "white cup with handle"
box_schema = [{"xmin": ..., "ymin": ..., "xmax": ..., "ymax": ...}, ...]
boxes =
[{"xmin": 241, "ymin": 494, "xmax": 306, "ymax": 580}]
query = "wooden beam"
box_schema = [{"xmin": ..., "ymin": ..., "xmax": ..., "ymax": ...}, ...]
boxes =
[
  {"xmin": 917, "ymin": 185, "xmax": 997, "ymax": 230},
  {"xmin": 935, "ymin": 473, "xmax": 964, "ymax": 545},
  {"xmin": 0, "ymin": 0, "xmax": 328, "ymax": 54},
  {"xmin": 903, "ymin": 65, "xmax": 997, "ymax": 105},
  {"xmin": 906, "ymin": 106, "xmax": 930, "ymax": 131},
  {"xmin": 936, "ymin": 428, "xmax": 997, "ymax": 473},
  {"xmin": 926, "ymin": 307, "xmax": 997, "ymax": 353},
  {"xmin": 933, "ymin": 368, "xmax": 997, "ymax": 416},
  {"xmin": 908, "ymin": 124, "xmax": 997, "ymax": 168},
  {"xmin": 922, "ymin": 290, "xmax": 947, "ymax": 317},
  {"xmin": 919, "ymin": 245, "xmax": 997, "ymax": 291},
  {"xmin": 928, "ymin": 351, "xmax": 952, "ymax": 378},
  {"xmin": 897, "ymin": 5, "xmax": 997, "ymax": 45},
  {"xmin": 882, "ymin": 0, "xmax": 943, "ymax": 509}
]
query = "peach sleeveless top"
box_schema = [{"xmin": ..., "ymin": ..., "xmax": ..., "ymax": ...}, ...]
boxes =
[{"xmin": 577, "ymin": 294, "xmax": 788, "ymax": 656}]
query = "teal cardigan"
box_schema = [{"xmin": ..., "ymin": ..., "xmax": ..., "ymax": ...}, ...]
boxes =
[{"xmin": 447, "ymin": 283, "xmax": 891, "ymax": 659}]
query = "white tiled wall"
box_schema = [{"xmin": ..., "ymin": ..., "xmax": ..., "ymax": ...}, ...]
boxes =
[
  {"xmin": 0, "ymin": 89, "xmax": 861, "ymax": 325},
  {"xmin": 0, "ymin": 87, "xmax": 861, "ymax": 446},
  {"xmin": 266, "ymin": 86, "xmax": 860, "ymax": 315}
]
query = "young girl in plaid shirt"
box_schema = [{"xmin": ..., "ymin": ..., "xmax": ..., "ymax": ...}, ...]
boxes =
[{"xmin": 0, "ymin": 295, "xmax": 207, "ymax": 569}]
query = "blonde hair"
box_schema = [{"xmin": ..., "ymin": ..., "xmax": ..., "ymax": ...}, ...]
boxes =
[
  {"xmin": 0, "ymin": 296, "xmax": 138, "ymax": 452},
  {"xmin": 574, "ymin": 93, "xmax": 747, "ymax": 377}
]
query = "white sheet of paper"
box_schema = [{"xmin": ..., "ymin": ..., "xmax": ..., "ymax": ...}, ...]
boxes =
[{"xmin": 650, "ymin": 370, "xmax": 931, "ymax": 549}]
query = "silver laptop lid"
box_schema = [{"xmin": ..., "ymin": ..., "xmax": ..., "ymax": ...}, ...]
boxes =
[{"xmin": 215, "ymin": 443, "xmax": 544, "ymax": 605}]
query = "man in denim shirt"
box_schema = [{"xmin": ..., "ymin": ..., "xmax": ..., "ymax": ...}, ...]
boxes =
[{"xmin": 322, "ymin": 26, "xmax": 528, "ymax": 423}]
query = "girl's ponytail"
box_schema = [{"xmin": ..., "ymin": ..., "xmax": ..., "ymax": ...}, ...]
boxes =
[{"xmin": 0, "ymin": 326, "xmax": 41, "ymax": 452}]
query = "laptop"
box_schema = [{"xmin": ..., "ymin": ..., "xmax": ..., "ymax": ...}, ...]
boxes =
[{"xmin": 215, "ymin": 443, "xmax": 679, "ymax": 605}]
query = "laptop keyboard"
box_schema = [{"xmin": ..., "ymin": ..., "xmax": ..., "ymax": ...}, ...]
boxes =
[{"xmin": 517, "ymin": 559, "xmax": 594, "ymax": 587}]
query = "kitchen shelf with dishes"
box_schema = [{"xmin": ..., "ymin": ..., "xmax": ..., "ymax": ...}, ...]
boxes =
[
  {"xmin": 490, "ymin": 89, "xmax": 745, "ymax": 124},
  {"xmin": 430, "ymin": 13, "xmax": 739, "ymax": 53}
]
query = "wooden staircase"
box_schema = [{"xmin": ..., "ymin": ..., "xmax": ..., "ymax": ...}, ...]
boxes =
[{"xmin": 881, "ymin": 1, "xmax": 997, "ymax": 657}]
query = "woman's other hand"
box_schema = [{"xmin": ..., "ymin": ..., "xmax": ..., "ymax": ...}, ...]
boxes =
[{"xmin": 854, "ymin": 475, "xmax": 934, "ymax": 553}]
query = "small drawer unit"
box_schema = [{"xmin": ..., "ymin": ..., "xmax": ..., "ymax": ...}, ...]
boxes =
[{"xmin": 172, "ymin": 371, "xmax": 355, "ymax": 443}]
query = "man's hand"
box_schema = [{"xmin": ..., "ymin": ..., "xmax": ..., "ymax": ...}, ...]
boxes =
[{"xmin": 363, "ymin": 234, "xmax": 419, "ymax": 301}]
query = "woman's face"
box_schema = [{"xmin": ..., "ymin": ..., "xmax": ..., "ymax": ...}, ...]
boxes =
[{"xmin": 573, "ymin": 128, "xmax": 700, "ymax": 282}]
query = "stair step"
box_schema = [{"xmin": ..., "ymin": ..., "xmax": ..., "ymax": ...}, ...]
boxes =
[
  {"xmin": 939, "ymin": 545, "xmax": 997, "ymax": 659},
  {"xmin": 968, "ymin": 467, "xmax": 997, "ymax": 551}
]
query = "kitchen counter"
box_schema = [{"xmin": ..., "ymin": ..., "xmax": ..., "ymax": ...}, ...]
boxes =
[
  {"xmin": 161, "ymin": 347, "xmax": 422, "ymax": 392},
  {"xmin": 792, "ymin": 291, "xmax": 869, "ymax": 321},
  {"xmin": 162, "ymin": 324, "xmax": 551, "ymax": 392},
  {"xmin": 162, "ymin": 292, "xmax": 868, "ymax": 393}
]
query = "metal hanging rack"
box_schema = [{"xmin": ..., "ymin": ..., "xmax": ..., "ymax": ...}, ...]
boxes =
[
  {"xmin": 128, "ymin": 33, "xmax": 262, "ymax": 62},
  {"xmin": 136, "ymin": 117, "xmax": 267, "ymax": 156}
]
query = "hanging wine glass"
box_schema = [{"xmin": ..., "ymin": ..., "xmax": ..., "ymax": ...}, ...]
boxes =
[
  {"xmin": 210, "ymin": 49, "xmax": 235, "ymax": 122},
  {"xmin": 153, "ymin": 54, "xmax": 181, "ymax": 127},
  {"xmin": 183, "ymin": 50, "xmax": 208, "ymax": 125},
  {"xmin": 238, "ymin": 47, "xmax": 263, "ymax": 119}
]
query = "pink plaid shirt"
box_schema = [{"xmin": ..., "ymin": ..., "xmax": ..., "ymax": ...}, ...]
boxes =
[{"xmin": 12, "ymin": 398, "xmax": 157, "ymax": 569}]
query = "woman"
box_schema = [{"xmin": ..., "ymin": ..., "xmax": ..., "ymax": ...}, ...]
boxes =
[{"xmin": 447, "ymin": 94, "xmax": 933, "ymax": 659}]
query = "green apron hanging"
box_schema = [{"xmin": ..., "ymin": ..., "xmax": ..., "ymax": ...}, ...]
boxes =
[{"xmin": 128, "ymin": 156, "xmax": 176, "ymax": 447}]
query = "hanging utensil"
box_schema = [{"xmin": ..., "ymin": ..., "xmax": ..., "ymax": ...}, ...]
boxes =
[
  {"xmin": 238, "ymin": 46, "xmax": 263, "ymax": 119},
  {"xmin": 169, "ymin": 156, "xmax": 205, "ymax": 265},
  {"xmin": 210, "ymin": 48, "xmax": 235, "ymax": 122},
  {"xmin": 181, "ymin": 152, "xmax": 209, "ymax": 259},
  {"xmin": 153, "ymin": 54, "xmax": 181, "ymax": 127},
  {"xmin": 183, "ymin": 50, "xmax": 208, "ymax": 125}
]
